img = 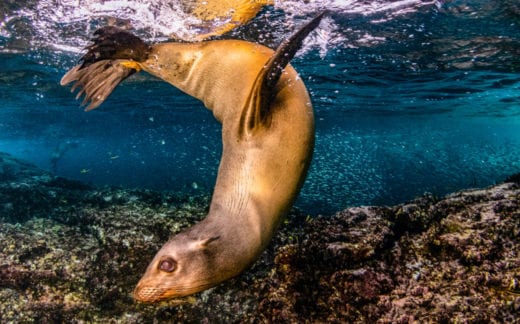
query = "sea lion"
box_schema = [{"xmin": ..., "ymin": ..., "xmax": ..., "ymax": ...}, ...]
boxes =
[
  {"xmin": 181, "ymin": 0, "xmax": 274, "ymax": 40},
  {"xmin": 61, "ymin": 13, "xmax": 323, "ymax": 302}
]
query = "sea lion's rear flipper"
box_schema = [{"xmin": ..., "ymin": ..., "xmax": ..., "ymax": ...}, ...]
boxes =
[
  {"xmin": 61, "ymin": 59, "xmax": 136, "ymax": 111},
  {"xmin": 60, "ymin": 27, "xmax": 150, "ymax": 111},
  {"xmin": 239, "ymin": 12, "xmax": 325, "ymax": 136}
]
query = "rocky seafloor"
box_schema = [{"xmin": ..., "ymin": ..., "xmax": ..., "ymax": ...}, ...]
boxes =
[{"xmin": 0, "ymin": 152, "xmax": 519, "ymax": 323}]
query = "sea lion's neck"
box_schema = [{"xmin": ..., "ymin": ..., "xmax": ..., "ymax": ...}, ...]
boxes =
[{"xmin": 206, "ymin": 201, "xmax": 265, "ymax": 257}]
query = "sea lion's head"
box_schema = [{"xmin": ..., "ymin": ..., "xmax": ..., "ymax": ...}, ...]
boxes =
[{"xmin": 133, "ymin": 233, "xmax": 222, "ymax": 302}]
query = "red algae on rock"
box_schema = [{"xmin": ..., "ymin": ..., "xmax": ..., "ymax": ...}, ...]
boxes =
[{"xmin": 0, "ymin": 153, "xmax": 519, "ymax": 322}]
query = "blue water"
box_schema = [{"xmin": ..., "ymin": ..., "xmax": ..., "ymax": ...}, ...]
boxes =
[{"xmin": 1, "ymin": 1, "xmax": 519, "ymax": 214}]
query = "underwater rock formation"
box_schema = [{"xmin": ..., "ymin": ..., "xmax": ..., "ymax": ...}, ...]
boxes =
[{"xmin": 0, "ymin": 152, "xmax": 518, "ymax": 322}]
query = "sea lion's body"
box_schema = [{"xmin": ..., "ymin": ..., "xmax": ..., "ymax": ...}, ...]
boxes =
[
  {"xmin": 61, "ymin": 15, "xmax": 322, "ymax": 302},
  {"xmin": 144, "ymin": 40, "xmax": 314, "ymax": 239},
  {"xmin": 133, "ymin": 41, "xmax": 314, "ymax": 300}
]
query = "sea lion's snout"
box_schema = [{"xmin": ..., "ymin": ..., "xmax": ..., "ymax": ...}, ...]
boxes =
[
  {"xmin": 133, "ymin": 282, "xmax": 168, "ymax": 302},
  {"xmin": 133, "ymin": 280, "xmax": 199, "ymax": 305},
  {"xmin": 132, "ymin": 263, "xmax": 191, "ymax": 302}
]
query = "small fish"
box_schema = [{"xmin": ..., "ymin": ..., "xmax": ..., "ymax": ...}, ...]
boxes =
[{"xmin": 80, "ymin": 168, "xmax": 91, "ymax": 174}]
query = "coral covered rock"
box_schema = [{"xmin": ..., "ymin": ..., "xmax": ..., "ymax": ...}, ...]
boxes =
[{"xmin": 0, "ymin": 153, "xmax": 518, "ymax": 322}]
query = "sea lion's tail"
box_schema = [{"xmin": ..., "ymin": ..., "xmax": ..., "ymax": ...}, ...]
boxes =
[{"xmin": 60, "ymin": 27, "xmax": 150, "ymax": 111}]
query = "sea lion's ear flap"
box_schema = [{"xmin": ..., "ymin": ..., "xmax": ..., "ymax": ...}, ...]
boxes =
[
  {"xmin": 197, "ymin": 236, "xmax": 221, "ymax": 249},
  {"xmin": 238, "ymin": 12, "xmax": 325, "ymax": 137}
]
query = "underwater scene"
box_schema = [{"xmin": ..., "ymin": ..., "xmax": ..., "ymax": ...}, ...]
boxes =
[
  {"xmin": 1, "ymin": 0, "xmax": 519, "ymax": 214},
  {"xmin": 0, "ymin": 0, "xmax": 519, "ymax": 322}
]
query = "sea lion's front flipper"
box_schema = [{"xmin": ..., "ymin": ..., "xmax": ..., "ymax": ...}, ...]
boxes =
[
  {"xmin": 60, "ymin": 27, "xmax": 150, "ymax": 111},
  {"xmin": 239, "ymin": 12, "xmax": 325, "ymax": 137}
]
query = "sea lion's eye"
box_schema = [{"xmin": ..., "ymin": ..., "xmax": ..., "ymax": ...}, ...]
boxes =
[{"xmin": 158, "ymin": 258, "xmax": 177, "ymax": 272}]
